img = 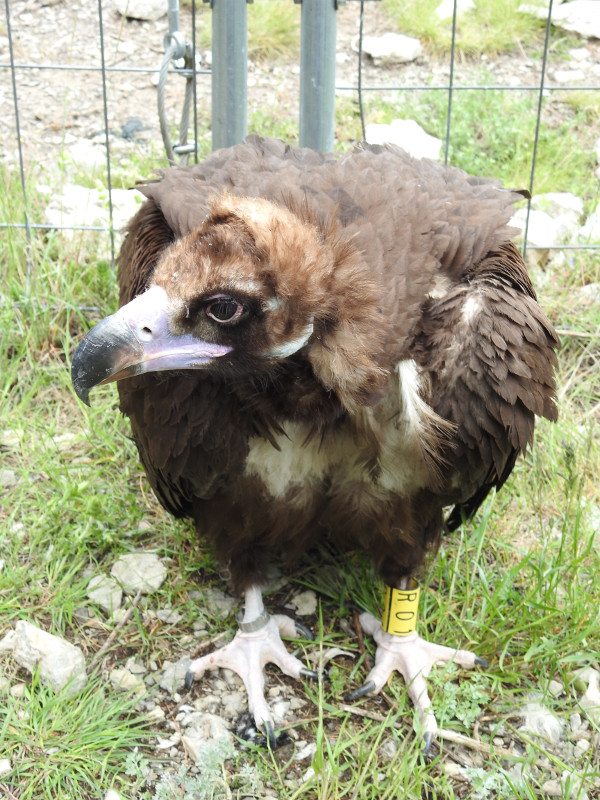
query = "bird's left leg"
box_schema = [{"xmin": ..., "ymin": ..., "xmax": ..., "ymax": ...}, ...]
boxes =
[
  {"xmin": 347, "ymin": 578, "xmax": 487, "ymax": 752},
  {"xmin": 185, "ymin": 585, "xmax": 317, "ymax": 746}
]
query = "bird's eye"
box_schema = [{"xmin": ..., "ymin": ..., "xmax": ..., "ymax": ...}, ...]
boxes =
[{"xmin": 205, "ymin": 294, "xmax": 245, "ymax": 324}]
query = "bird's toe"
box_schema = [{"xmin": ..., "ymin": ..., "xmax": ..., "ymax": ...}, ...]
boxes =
[{"xmin": 345, "ymin": 680, "xmax": 376, "ymax": 702}]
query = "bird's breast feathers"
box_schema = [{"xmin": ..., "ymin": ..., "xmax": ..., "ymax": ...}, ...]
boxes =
[{"xmin": 243, "ymin": 358, "xmax": 448, "ymax": 504}]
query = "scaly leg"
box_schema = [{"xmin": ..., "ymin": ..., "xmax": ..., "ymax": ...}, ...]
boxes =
[
  {"xmin": 347, "ymin": 579, "xmax": 487, "ymax": 752},
  {"xmin": 185, "ymin": 585, "xmax": 317, "ymax": 746}
]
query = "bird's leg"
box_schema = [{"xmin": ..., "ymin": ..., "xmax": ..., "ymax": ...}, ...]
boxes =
[
  {"xmin": 347, "ymin": 578, "xmax": 487, "ymax": 752},
  {"xmin": 185, "ymin": 585, "xmax": 317, "ymax": 745}
]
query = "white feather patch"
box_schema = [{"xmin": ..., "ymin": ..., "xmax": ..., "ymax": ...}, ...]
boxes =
[
  {"xmin": 263, "ymin": 319, "xmax": 314, "ymax": 359},
  {"xmin": 461, "ymin": 295, "xmax": 482, "ymax": 325}
]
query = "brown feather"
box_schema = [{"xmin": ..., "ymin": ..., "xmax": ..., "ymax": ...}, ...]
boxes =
[{"xmin": 111, "ymin": 136, "xmax": 558, "ymax": 593}]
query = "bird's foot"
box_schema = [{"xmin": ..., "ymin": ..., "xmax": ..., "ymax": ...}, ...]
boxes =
[
  {"xmin": 347, "ymin": 611, "xmax": 487, "ymax": 752},
  {"xmin": 185, "ymin": 613, "xmax": 317, "ymax": 747}
]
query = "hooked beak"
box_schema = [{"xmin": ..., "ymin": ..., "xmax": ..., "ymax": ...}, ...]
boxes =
[{"xmin": 71, "ymin": 285, "xmax": 232, "ymax": 405}]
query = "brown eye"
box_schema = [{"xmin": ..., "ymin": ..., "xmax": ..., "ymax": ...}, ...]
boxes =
[{"xmin": 205, "ymin": 295, "xmax": 245, "ymax": 324}]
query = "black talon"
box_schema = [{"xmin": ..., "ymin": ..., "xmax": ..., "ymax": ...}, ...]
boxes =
[
  {"xmin": 299, "ymin": 667, "xmax": 320, "ymax": 681},
  {"xmin": 475, "ymin": 656, "xmax": 489, "ymax": 668},
  {"xmin": 345, "ymin": 680, "xmax": 376, "ymax": 702},
  {"xmin": 422, "ymin": 732, "xmax": 437, "ymax": 760},
  {"xmin": 262, "ymin": 721, "xmax": 277, "ymax": 750},
  {"xmin": 294, "ymin": 621, "xmax": 314, "ymax": 641},
  {"xmin": 184, "ymin": 669, "xmax": 195, "ymax": 691}
]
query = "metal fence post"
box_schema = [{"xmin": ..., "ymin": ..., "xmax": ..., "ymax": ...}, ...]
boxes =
[
  {"xmin": 298, "ymin": 0, "xmax": 337, "ymax": 152},
  {"xmin": 211, "ymin": 0, "xmax": 248, "ymax": 150}
]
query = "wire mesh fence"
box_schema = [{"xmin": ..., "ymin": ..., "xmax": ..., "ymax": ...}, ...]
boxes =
[{"xmin": 2, "ymin": 0, "xmax": 599, "ymax": 271}]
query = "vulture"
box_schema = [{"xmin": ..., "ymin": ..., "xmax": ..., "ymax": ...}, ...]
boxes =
[{"xmin": 71, "ymin": 135, "xmax": 558, "ymax": 749}]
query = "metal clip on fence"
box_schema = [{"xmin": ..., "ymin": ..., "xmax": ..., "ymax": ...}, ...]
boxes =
[{"xmin": 158, "ymin": 0, "xmax": 197, "ymax": 164}]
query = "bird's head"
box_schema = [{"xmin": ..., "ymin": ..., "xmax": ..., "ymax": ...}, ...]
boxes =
[{"xmin": 71, "ymin": 193, "xmax": 387, "ymax": 409}]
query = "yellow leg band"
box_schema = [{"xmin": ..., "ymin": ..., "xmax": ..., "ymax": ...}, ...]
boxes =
[{"xmin": 381, "ymin": 582, "xmax": 420, "ymax": 636}]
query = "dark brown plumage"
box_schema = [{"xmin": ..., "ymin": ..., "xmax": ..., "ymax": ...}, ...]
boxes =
[{"xmin": 71, "ymin": 135, "xmax": 559, "ymax": 744}]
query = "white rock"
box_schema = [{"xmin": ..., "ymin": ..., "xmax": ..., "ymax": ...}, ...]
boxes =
[
  {"xmin": 114, "ymin": 0, "xmax": 166, "ymax": 21},
  {"xmin": 295, "ymin": 741, "xmax": 317, "ymax": 761},
  {"xmin": 0, "ymin": 469, "xmax": 18, "ymax": 487},
  {"xmin": 357, "ymin": 32, "xmax": 422, "ymax": 66},
  {"xmin": 379, "ymin": 738, "xmax": 399, "ymax": 761},
  {"xmin": 12, "ymin": 621, "xmax": 87, "ymax": 694},
  {"xmin": 365, "ymin": 119, "xmax": 442, "ymax": 161},
  {"xmin": 291, "ymin": 589, "xmax": 318, "ymax": 617},
  {"xmin": 0, "ymin": 759, "xmax": 11, "ymax": 777},
  {"xmin": 109, "ymin": 667, "xmax": 145, "ymax": 694},
  {"xmin": 580, "ymin": 207, "xmax": 600, "ymax": 242},
  {"xmin": 542, "ymin": 778, "xmax": 563, "ymax": 797},
  {"xmin": 510, "ymin": 208, "xmax": 557, "ymax": 267},
  {"xmin": 155, "ymin": 608, "xmax": 183, "ymax": 624},
  {"xmin": 222, "ymin": 691, "xmax": 246, "ymax": 718},
  {"xmin": 519, "ymin": 700, "xmax": 563, "ymax": 744},
  {"xmin": 202, "ymin": 587, "xmax": 237, "ymax": 617},
  {"xmin": 182, "ymin": 715, "xmax": 234, "ymax": 763},
  {"xmin": 104, "ymin": 790, "xmax": 124, "ymax": 800},
  {"xmin": 87, "ymin": 574, "xmax": 123, "ymax": 614},
  {"xmin": 0, "ymin": 429, "xmax": 24, "ymax": 449},
  {"xmin": 577, "ymin": 667, "xmax": 600, "ymax": 726},
  {"xmin": 569, "ymin": 47, "xmax": 590, "ymax": 62},
  {"xmin": 553, "ymin": 68, "xmax": 587, "ymax": 84},
  {"xmin": 436, "ymin": 0, "xmax": 475, "ymax": 20},
  {"xmin": 548, "ymin": 679, "xmax": 563, "ymax": 697},
  {"xmin": 519, "ymin": 0, "xmax": 600, "ymax": 39},
  {"xmin": 111, "ymin": 552, "xmax": 167, "ymax": 593},
  {"xmin": 159, "ymin": 656, "xmax": 192, "ymax": 694},
  {"xmin": 147, "ymin": 705, "xmax": 166, "ymax": 720}
]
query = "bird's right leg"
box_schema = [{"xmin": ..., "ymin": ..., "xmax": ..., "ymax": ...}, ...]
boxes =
[{"xmin": 185, "ymin": 585, "xmax": 317, "ymax": 746}]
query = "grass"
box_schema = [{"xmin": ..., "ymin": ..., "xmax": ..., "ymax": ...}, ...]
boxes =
[
  {"xmin": 380, "ymin": 0, "xmax": 551, "ymax": 58},
  {"xmin": 1, "ymin": 2, "xmax": 600, "ymax": 798},
  {"xmin": 193, "ymin": 0, "xmax": 300, "ymax": 62}
]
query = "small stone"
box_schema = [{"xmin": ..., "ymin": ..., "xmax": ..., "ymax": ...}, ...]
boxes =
[
  {"xmin": 542, "ymin": 778, "xmax": 562, "ymax": 797},
  {"xmin": 366, "ymin": 119, "xmax": 442, "ymax": 161},
  {"xmin": 0, "ymin": 469, "xmax": 18, "ymax": 487},
  {"xmin": 222, "ymin": 691, "xmax": 245, "ymax": 718},
  {"xmin": 155, "ymin": 608, "xmax": 183, "ymax": 624},
  {"xmin": 548, "ymin": 679, "xmax": 563, "ymax": 697},
  {"xmin": 125, "ymin": 656, "xmax": 147, "ymax": 675},
  {"xmin": 436, "ymin": 0, "xmax": 475, "ymax": 19},
  {"xmin": 356, "ymin": 32, "xmax": 422, "ymax": 66},
  {"xmin": 114, "ymin": 0, "xmax": 166, "ymax": 21},
  {"xmin": 111, "ymin": 552, "xmax": 167, "ymax": 594},
  {"xmin": 577, "ymin": 667, "xmax": 600, "ymax": 726},
  {"xmin": 519, "ymin": 700, "xmax": 563, "ymax": 744},
  {"xmin": 104, "ymin": 790, "xmax": 124, "ymax": 800},
  {"xmin": 181, "ymin": 714, "xmax": 234, "ymax": 763},
  {"xmin": 295, "ymin": 742, "xmax": 317, "ymax": 761},
  {"xmin": 0, "ymin": 631, "xmax": 16, "ymax": 653},
  {"xmin": 87, "ymin": 574, "xmax": 123, "ymax": 614},
  {"xmin": 378, "ymin": 738, "xmax": 398, "ymax": 761},
  {"xmin": 159, "ymin": 656, "xmax": 192, "ymax": 694},
  {"xmin": 110, "ymin": 667, "xmax": 145, "ymax": 694},
  {"xmin": 147, "ymin": 705, "xmax": 166, "ymax": 720},
  {"xmin": 570, "ymin": 712, "xmax": 582, "ymax": 732},
  {"xmin": 290, "ymin": 589, "xmax": 317, "ymax": 617},
  {"xmin": 576, "ymin": 739, "xmax": 591, "ymax": 754},
  {"xmin": 0, "ymin": 758, "xmax": 11, "ymax": 777},
  {"xmin": 10, "ymin": 683, "xmax": 26, "ymax": 698},
  {"xmin": 202, "ymin": 587, "xmax": 237, "ymax": 617},
  {"xmin": 12, "ymin": 621, "xmax": 87, "ymax": 694},
  {"xmin": 553, "ymin": 68, "xmax": 587, "ymax": 84}
]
